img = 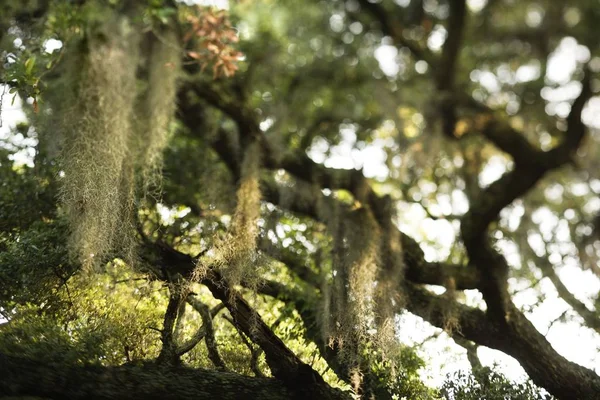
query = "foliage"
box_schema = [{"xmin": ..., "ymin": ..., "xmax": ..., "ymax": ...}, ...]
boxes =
[
  {"xmin": 0, "ymin": 260, "xmax": 166, "ymax": 366},
  {"xmin": 1, "ymin": 0, "xmax": 600, "ymax": 399},
  {"xmin": 183, "ymin": 7, "xmax": 243, "ymax": 78},
  {"xmin": 440, "ymin": 368, "xmax": 552, "ymax": 400}
]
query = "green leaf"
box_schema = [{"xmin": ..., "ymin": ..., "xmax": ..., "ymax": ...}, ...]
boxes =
[{"xmin": 25, "ymin": 57, "xmax": 36, "ymax": 75}]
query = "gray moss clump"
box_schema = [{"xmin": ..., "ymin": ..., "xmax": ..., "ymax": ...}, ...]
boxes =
[
  {"xmin": 320, "ymin": 199, "xmax": 404, "ymax": 371},
  {"xmin": 325, "ymin": 206, "xmax": 383, "ymax": 362},
  {"xmin": 136, "ymin": 29, "xmax": 181, "ymax": 192},
  {"xmin": 58, "ymin": 16, "xmax": 140, "ymax": 266},
  {"xmin": 195, "ymin": 143, "xmax": 263, "ymax": 289},
  {"xmin": 41, "ymin": 11, "xmax": 181, "ymax": 267}
]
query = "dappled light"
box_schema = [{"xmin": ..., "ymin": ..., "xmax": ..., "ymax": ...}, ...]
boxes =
[{"xmin": 1, "ymin": 0, "xmax": 600, "ymax": 399}]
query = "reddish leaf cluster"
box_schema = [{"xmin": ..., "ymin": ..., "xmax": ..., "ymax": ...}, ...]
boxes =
[{"xmin": 184, "ymin": 8, "xmax": 243, "ymax": 79}]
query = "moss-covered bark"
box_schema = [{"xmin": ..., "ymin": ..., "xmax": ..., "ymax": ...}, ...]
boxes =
[{"xmin": 0, "ymin": 353, "xmax": 347, "ymax": 400}]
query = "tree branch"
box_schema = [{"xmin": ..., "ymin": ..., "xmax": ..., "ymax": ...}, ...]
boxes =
[
  {"xmin": 405, "ymin": 284, "xmax": 600, "ymax": 399},
  {"xmin": 175, "ymin": 302, "xmax": 226, "ymax": 357},
  {"xmin": 157, "ymin": 283, "xmax": 184, "ymax": 365},
  {"xmin": 355, "ymin": 0, "xmax": 435, "ymax": 64},
  {"xmin": 436, "ymin": 0, "xmax": 467, "ymax": 138},
  {"xmin": 530, "ymin": 244, "xmax": 600, "ymax": 334},
  {"xmin": 150, "ymin": 242, "xmax": 350, "ymax": 399},
  {"xmin": 437, "ymin": 0, "xmax": 467, "ymax": 90},
  {"xmin": 0, "ymin": 353, "xmax": 296, "ymax": 400},
  {"xmin": 186, "ymin": 296, "xmax": 227, "ymax": 370},
  {"xmin": 453, "ymin": 336, "xmax": 483, "ymax": 372},
  {"xmin": 223, "ymin": 314, "xmax": 266, "ymax": 378},
  {"xmin": 176, "ymin": 74, "xmax": 600, "ymax": 400},
  {"xmin": 460, "ymin": 69, "xmax": 592, "ymax": 316}
]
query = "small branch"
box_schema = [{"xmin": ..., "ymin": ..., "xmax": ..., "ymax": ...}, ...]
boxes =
[
  {"xmin": 224, "ymin": 315, "xmax": 265, "ymax": 377},
  {"xmin": 416, "ymin": 331, "xmax": 442, "ymax": 346},
  {"xmin": 436, "ymin": 0, "xmax": 467, "ymax": 138},
  {"xmin": 175, "ymin": 301, "xmax": 226, "ymax": 357},
  {"xmin": 528, "ymin": 241, "xmax": 600, "ymax": 334},
  {"xmin": 157, "ymin": 283, "xmax": 185, "ymax": 365},
  {"xmin": 173, "ymin": 296, "xmax": 187, "ymax": 343},
  {"xmin": 174, "ymin": 321, "xmax": 206, "ymax": 356},
  {"xmin": 545, "ymin": 309, "xmax": 569, "ymax": 337},
  {"xmin": 114, "ymin": 277, "xmax": 149, "ymax": 284},
  {"xmin": 453, "ymin": 336, "xmax": 482, "ymax": 371},
  {"xmin": 186, "ymin": 296, "xmax": 226, "ymax": 370},
  {"xmin": 355, "ymin": 0, "xmax": 435, "ymax": 65},
  {"xmin": 147, "ymin": 326, "xmax": 163, "ymax": 334}
]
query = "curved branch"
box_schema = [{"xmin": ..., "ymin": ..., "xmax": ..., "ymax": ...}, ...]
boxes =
[
  {"xmin": 405, "ymin": 284, "xmax": 600, "ymax": 399},
  {"xmin": 530, "ymin": 244, "xmax": 600, "ymax": 334},
  {"xmin": 176, "ymin": 73, "xmax": 600, "ymax": 400},
  {"xmin": 223, "ymin": 314, "xmax": 266, "ymax": 378},
  {"xmin": 181, "ymin": 297, "xmax": 227, "ymax": 369},
  {"xmin": 355, "ymin": 0, "xmax": 435, "ymax": 64},
  {"xmin": 151, "ymin": 243, "xmax": 350, "ymax": 400},
  {"xmin": 460, "ymin": 70, "xmax": 592, "ymax": 315}
]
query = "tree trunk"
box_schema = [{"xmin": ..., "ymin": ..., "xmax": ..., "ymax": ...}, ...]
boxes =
[{"xmin": 0, "ymin": 354, "xmax": 349, "ymax": 400}]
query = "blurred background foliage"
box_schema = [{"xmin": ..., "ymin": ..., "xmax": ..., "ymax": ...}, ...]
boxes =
[{"xmin": 1, "ymin": 0, "xmax": 600, "ymax": 398}]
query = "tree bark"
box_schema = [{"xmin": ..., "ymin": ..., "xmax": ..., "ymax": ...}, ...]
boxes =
[
  {"xmin": 406, "ymin": 285, "xmax": 600, "ymax": 400},
  {"xmin": 152, "ymin": 243, "xmax": 351, "ymax": 400},
  {"xmin": 0, "ymin": 353, "xmax": 345, "ymax": 400}
]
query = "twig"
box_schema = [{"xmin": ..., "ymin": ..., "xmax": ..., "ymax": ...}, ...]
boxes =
[
  {"xmin": 223, "ymin": 314, "xmax": 265, "ymax": 377},
  {"xmin": 186, "ymin": 296, "xmax": 227, "ymax": 370}
]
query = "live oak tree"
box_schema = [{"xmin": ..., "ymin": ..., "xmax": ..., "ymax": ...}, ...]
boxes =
[{"xmin": 1, "ymin": 0, "xmax": 600, "ymax": 399}]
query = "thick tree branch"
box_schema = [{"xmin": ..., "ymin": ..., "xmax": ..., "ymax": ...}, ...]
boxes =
[
  {"xmin": 177, "ymin": 74, "xmax": 600, "ymax": 400},
  {"xmin": 472, "ymin": 69, "xmax": 592, "ymax": 169},
  {"xmin": 436, "ymin": 0, "xmax": 467, "ymax": 138},
  {"xmin": 460, "ymin": 70, "xmax": 592, "ymax": 316},
  {"xmin": 437, "ymin": 0, "xmax": 467, "ymax": 89},
  {"xmin": 157, "ymin": 283, "xmax": 184, "ymax": 365},
  {"xmin": 405, "ymin": 284, "xmax": 600, "ymax": 400},
  {"xmin": 354, "ymin": 0, "xmax": 434, "ymax": 64},
  {"xmin": 151, "ymin": 243, "xmax": 350, "ymax": 399},
  {"xmin": 0, "ymin": 353, "xmax": 295, "ymax": 400},
  {"xmin": 477, "ymin": 114, "xmax": 543, "ymax": 166},
  {"xmin": 401, "ymin": 232, "xmax": 480, "ymax": 290}
]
